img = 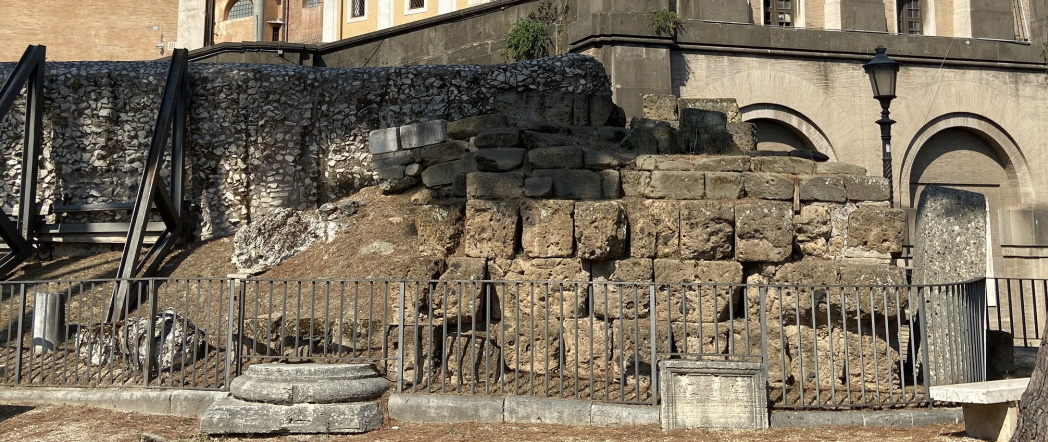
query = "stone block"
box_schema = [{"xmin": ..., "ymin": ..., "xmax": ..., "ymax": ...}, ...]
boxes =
[
  {"xmin": 649, "ymin": 200, "xmax": 681, "ymax": 258},
  {"xmin": 818, "ymin": 162, "xmax": 867, "ymax": 175},
  {"xmin": 562, "ymin": 318, "xmax": 613, "ymax": 379},
  {"xmin": 524, "ymin": 176, "xmax": 553, "ymax": 198},
  {"xmin": 473, "ymin": 148, "xmax": 525, "ymax": 172},
  {"xmin": 678, "ymin": 98, "xmax": 743, "ymax": 123},
  {"xmin": 600, "ymin": 170, "xmax": 622, "ymax": 199},
  {"xmin": 741, "ymin": 172, "xmax": 795, "ymax": 200},
  {"xmin": 750, "ymin": 156, "xmax": 816, "ymax": 174},
  {"xmin": 520, "ymin": 199, "xmax": 575, "ymax": 258},
  {"xmin": 419, "ymin": 140, "xmax": 468, "ymax": 166},
  {"xmin": 229, "ymin": 363, "xmax": 387, "ymax": 405},
  {"xmin": 621, "ymin": 170, "xmax": 651, "ymax": 197},
  {"xmin": 421, "ymin": 159, "xmax": 467, "ymax": 188},
  {"xmin": 387, "ymin": 394, "xmax": 505, "ymax": 423},
  {"xmin": 465, "ymin": 172, "xmax": 524, "ymax": 199},
  {"xmin": 375, "ymin": 164, "xmax": 405, "ymax": 180},
  {"xmin": 464, "ymin": 200, "xmax": 519, "ymax": 259},
  {"xmin": 643, "ymin": 94, "xmax": 679, "ymax": 121},
  {"xmin": 735, "ymin": 201, "xmax": 794, "ymax": 263},
  {"xmin": 680, "ymin": 201, "xmax": 734, "ymax": 260},
  {"xmin": 727, "ymin": 122, "xmax": 757, "ymax": 151},
  {"xmin": 591, "ymin": 94, "xmax": 625, "ymax": 127},
  {"xmin": 612, "ymin": 318, "xmax": 670, "ymax": 379},
  {"xmin": 405, "ymin": 163, "xmax": 422, "ymax": 177},
  {"xmin": 594, "ymin": 126, "xmax": 628, "ymax": 143},
  {"xmin": 496, "ymin": 318, "xmax": 563, "ymax": 375},
  {"xmin": 590, "ymin": 259, "xmax": 654, "ymax": 320},
  {"xmin": 201, "ymin": 397, "xmax": 383, "ymax": 434},
  {"xmin": 648, "ymin": 171, "xmax": 704, "ymax": 199},
  {"xmin": 794, "ymin": 205, "xmax": 832, "ymax": 257},
  {"xmin": 704, "ymin": 172, "xmax": 743, "ymax": 199},
  {"xmin": 619, "ymin": 126, "xmax": 661, "ymax": 154},
  {"xmin": 633, "ymin": 155, "xmax": 748, "ymax": 172},
  {"xmin": 522, "ymin": 130, "xmax": 582, "ymax": 149},
  {"xmin": 846, "ymin": 207, "xmax": 905, "ymax": 256},
  {"xmin": 844, "ymin": 175, "xmax": 891, "ymax": 201},
  {"xmin": 658, "ymin": 360, "xmax": 768, "ymax": 430},
  {"xmin": 678, "ymin": 109, "xmax": 733, "ymax": 155},
  {"xmin": 653, "ymin": 259, "xmax": 744, "ymax": 322},
  {"xmin": 495, "ymin": 258, "xmax": 590, "ymax": 319},
  {"xmin": 798, "ymin": 175, "xmax": 846, "ymax": 202},
  {"xmin": 416, "ymin": 203, "xmax": 464, "ymax": 257},
  {"xmin": 401, "ymin": 120, "xmax": 447, "ymax": 150},
  {"xmin": 447, "ymin": 114, "xmax": 509, "ymax": 140},
  {"xmin": 474, "ymin": 127, "xmax": 521, "ymax": 148},
  {"xmin": 531, "ymin": 169, "xmax": 602, "ymax": 200},
  {"xmin": 373, "ymin": 150, "xmax": 417, "ymax": 168},
  {"xmin": 625, "ymin": 200, "xmax": 656, "ymax": 258},
  {"xmin": 585, "ymin": 150, "xmax": 626, "ymax": 170},
  {"xmin": 503, "ymin": 396, "xmax": 591, "ymax": 426},
  {"xmin": 430, "ymin": 258, "xmax": 488, "ymax": 323},
  {"xmin": 574, "ymin": 201, "xmax": 628, "ymax": 260},
  {"xmin": 590, "ymin": 403, "xmax": 660, "ymax": 426},
  {"xmin": 528, "ymin": 146, "xmax": 584, "ymax": 169},
  {"xmin": 368, "ymin": 127, "xmax": 400, "ymax": 154}
]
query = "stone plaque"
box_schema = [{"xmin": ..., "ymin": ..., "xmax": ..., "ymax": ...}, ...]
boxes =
[{"xmin": 658, "ymin": 360, "xmax": 768, "ymax": 430}]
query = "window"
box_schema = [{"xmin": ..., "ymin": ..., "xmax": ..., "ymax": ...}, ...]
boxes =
[
  {"xmin": 409, "ymin": 0, "xmax": 425, "ymax": 10},
  {"xmin": 351, "ymin": 0, "xmax": 365, "ymax": 18},
  {"xmin": 228, "ymin": 0, "xmax": 254, "ymax": 20},
  {"xmin": 304, "ymin": 0, "xmax": 321, "ymax": 7},
  {"xmin": 763, "ymin": 0, "xmax": 794, "ymax": 27},
  {"xmin": 272, "ymin": 24, "xmax": 281, "ymax": 41},
  {"xmin": 898, "ymin": 0, "xmax": 922, "ymax": 35}
]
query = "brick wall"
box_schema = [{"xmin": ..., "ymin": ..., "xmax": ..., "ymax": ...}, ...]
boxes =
[{"xmin": 0, "ymin": 0, "xmax": 179, "ymax": 62}]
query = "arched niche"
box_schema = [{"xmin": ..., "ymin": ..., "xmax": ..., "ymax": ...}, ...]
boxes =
[{"xmin": 741, "ymin": 103, "xmax": 837, "ymax": 161}]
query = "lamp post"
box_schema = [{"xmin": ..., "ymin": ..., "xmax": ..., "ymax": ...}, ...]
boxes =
[{"xmin": 862, "ymin": 45, "xmax": 900, "ymax": 208}]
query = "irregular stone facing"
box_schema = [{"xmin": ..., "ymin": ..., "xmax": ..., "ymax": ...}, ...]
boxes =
[
  {"xmin": 465, "ymin": 200, "xmax": 520, "ymax": 259},
  {"xmin": 229, "ymin": 363, "xmax": 388, "ymax": 405},
  {"xmin": 232, "ymin": 208, "xmax": 327, "ymax": 274},
  {"xmin": 574, "ymin": 201, "xmax": 628, "ymax": 260},
  {"xmin": 201, "ymin": 397, "xmax": 383, "ymax": 435},
  {"xmin": 521, "ymin": 200, "xmax": 575, "ymax": 258},
  {"xmin": 735, "ymin": 201, "xmax": 794, "ymax": 263},
  {"xmin": 680, "ymin": 201, "xmax": 734, "ymax": 260},
  {"xmin": 727, "ymin": 122, "xmax": 757, "ymax": 151},
  {"xmin": 447, "ymin": 114, "xmax": 509, "ymax": 140},
  {"xmin": 643, "ymin": 94, "xmax": 679, "ymax": 121}
]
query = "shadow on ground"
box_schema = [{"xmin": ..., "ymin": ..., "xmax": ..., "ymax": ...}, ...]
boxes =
[{"xmin": 0, "ymin": 405, "xmax": 33, "ymax": 424}]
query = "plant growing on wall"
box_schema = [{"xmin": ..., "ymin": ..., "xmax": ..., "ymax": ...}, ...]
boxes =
[
  {"xmin": 651, "ymin": 9, "xmax": 683, "ymax": 36},
  {"xmin": 503, "ymin": 18, "xmax": 551, "ymax": 62}
]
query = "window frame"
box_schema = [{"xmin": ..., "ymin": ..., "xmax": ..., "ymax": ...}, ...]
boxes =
[
  {"xmin": 898, "ymin": 0, "xmax": 923, "ymax": 35},
  {"xmin": 347, "ymin": 0, "xmax": 367, "ymax": 22},
  {"xmin": 227, "ymin": 0, "xmax": 254, "ymax": 21},
  {"xmin": 763, "ymin": 0, "xmax": 796, "ymax": 27},
  {"xmin": 304, "ymin": 0, "xmax": 321, "ymax": 8},
  {"xmin": 406, "ymin": 0, "xmax": 427, "ymax": 15}
]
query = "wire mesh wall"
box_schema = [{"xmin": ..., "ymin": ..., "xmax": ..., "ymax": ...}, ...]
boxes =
[{"xmin": 0, "ymin": 276, "xmax": 989, "ymax": 410}]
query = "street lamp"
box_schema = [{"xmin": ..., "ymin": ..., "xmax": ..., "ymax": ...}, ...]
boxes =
[{"xmin": 863, "ymin": 45, "xmax": 900, "ymax": 208}]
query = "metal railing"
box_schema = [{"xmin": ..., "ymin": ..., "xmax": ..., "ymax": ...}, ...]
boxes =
[
  {"xmin": 0, "ymin": 276, "xmax": 989, "ymax": 410},
  {"xmin": 988, "ymin": 278, "xmax": 1048, "ymax": 347}
]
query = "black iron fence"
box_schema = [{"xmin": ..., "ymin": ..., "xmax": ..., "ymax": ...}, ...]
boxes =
[
  {"xmin": 988, "ymin": 278, "xmax": 1048, "ymax": 347},
  {"xmin": 0, "ymin": 276, "xmax": 991, "ymax": 409}
]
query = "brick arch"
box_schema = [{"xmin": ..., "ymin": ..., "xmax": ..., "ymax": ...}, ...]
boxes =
[
  {"xmin": 739, "ymin": 102, "xmax": 838, "ymax": 161},
  {"xmin": 693, "ymin": 69, "xmax": 860, "ymax": 157},
  {"xmin": 898, "ymin": 112, "xmax": 1032, "ymax": 208}
]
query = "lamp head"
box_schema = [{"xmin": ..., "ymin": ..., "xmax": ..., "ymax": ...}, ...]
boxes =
[{"xmin": 863, "ymin": 45, "xmax": 900, "ymax": 100}]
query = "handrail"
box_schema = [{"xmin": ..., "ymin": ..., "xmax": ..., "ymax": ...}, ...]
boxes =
[
  {"xmin": 0, "ymin": 45, "xmax": 45, "ymax": 278},
  {"xmin": 108, "ymin": 48, "xmax": 189, "ymax": 322}
]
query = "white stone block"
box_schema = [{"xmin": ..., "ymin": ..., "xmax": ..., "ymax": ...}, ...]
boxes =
[
  {"xmin": 400, "ymin": 120, "xmax": 447, "ymax": 149},
  {"xmin": 369, "ymin": 127, "xmax": 400, "ymax": 154}
]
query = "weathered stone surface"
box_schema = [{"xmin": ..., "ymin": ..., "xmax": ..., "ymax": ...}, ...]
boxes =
[
  {"xmin": 585, "ymin": 150, "xmax": 627, "ymax": 170},
  {"xmin": 368, "ymin": 127, "xmax": 399, "ymax": 154},
  {"xmin": 373, "ymin": 150, "xmax": 417, "ymax": 168},
  {"xmin": 523, "ymin": 176, "xmax": 553, "ymax": 198},
  {"xmin": 405, "ymin": 163, "xmax": 422, "ymax": 177},
  {"xmin": 473, "ymin": 148, "xmax": 525, "ymax": 172},
  {"xmin": 375, "ymin": 164, "xmax": 406, "ymax": 180},
  {"xmin": 643, "ymin": 94, "xmax": 678, "ymax": 121},
  {"xmin": 496, "ymin": 319, "xmax": 562, "ymax": 375},
  {"xmin": 419, "ymin": 141, "xmax": 469, "ymax": 166},
  {"xmin": 494, "ymin": 258, "xmax": 590, "ymax": 319},
  {"xmin": 794, "ymin": 205, "xmax": 832, "ymax": 258},
  {"xmin": 520, "ymin": 200, "xmax": 575, "ymax": 258},
  {"xmin": 653, "ymin": 259, "xmax": 744, "ymax": 322},
  {"xmin": 430, "ymin": 258, "xmax": 488, "ymax": 324},
  {"xmin": 670, "ymin": 321, "xmax": 749, "ymax": 356},
  {"xmin": 562, "ymin": 318, "xmax": 613, "ymax": 379},
  {"xmin": 465, "ymin": 172, "xmax": 524, "ymax": 199},
  {"xmin": 818, "ymin": 162, "xmax": 867, "ymax": 176},
  {"xmin": 648, "ymin": 171, "xmax": 704, "ymax": 199},
  {"xmin": 678, "ymin": 109, "xmax": 733, "ymax": 155},
  {"xmin": 845, "ymin": 207, "xmax": 905, "ymax": 257},
  {"xmin": 912, "ymin": 186, "xmax": 988, "ymax": 285},
  {"xmin": 648, "ymin": 200, "xmax": 681, "ymax": 258},
  {"xmin": 594, "ymin": 126, "xmax": 628, "ymax": 143},
  {"xmin": 678, "ymin": 98, "xmax": 743, "ymax": 123},
  {"xmin": 464, "ymin": 200, "xmax": 519, "ymax": 259},
  {"xmin": 415, "ymin": 203, "xmax": 464, "ymax": 257},
  {"xmin": 229, "ymin": 363, "xmax": 388, "ymax": 405},
  {"xmin": 741, "ymin": 172, "xmax": 794, "ymax": 200},
  {"xmin": 528, "ymin": 146, "xmax": 584, "ymax": 169},
  {"xmin": 600, "ymin": 170, "xmax": 622, "ymax": 199},
  {"xmin": 76, "ymin": 310, "xmax": 206, "ymax": 371},
  {"xmin": 680, "ymin": 201, "xmax": 734, "ymax": 260},
  {"xmin": 447, "ymin": 114, "xmax": 509, "ymax": 140},
  {"xmin": 574, "ymin": 201, "xmax": 628, "ymax": 260},
  {"xmin": 727, "ymin": 122, "xmax": 757, "ymax": 151},
  {"xmin": 843, "ymin": 175, "xmax": 891, "ymax": 201},
  {"xmin": 522, "ymin": 130, "xmax": 582, "ymax": 149},
  {"xmin": 401, "ymin": 120, "xmax": 447, "ymax": 150},
  {"xmin": 704, "ymin": 172, "xmax": 743, "ymax": 199},
  {"xmin": 421, "ymin": 159, "xmax": 468, "ymax": 188},
  {"xmin": 619, "ymin": 125, "xmax": 660, "ymax": 154},
  {"xmin": 784, "ymin": 325, "xmax": 900, "ymax": 392},
  {"xmin": 591, "ymin": 94, "xmax": 625, "ymax": 127},
  {"xmin": 233, "ymin": 208, "xmax": 325, "ymax": 273},
  {"xmin": 620, "ymin": 170, "xmax": 651, "ymax": 197},
  {"xmin": 735, "ymin": 201, "xmax": 794, "ymax": 263},
  {"xmin": 798, "ymin": 175, "xmax": 846, "ymax": 202},
  {"xmin": 201, "ymin": 397, "xmax": 383, "ymax": 434},
  {"xmin": 750, "ymin": 157, "xmax": 816, "ymax": 174},
  {"xmin": 474, "ymin": 127, "xmax": 521, "ymax": 148},
  {"xmin": 590, "ymin": 259, "xmax": 654, "ymax": 320},
  {"xmin": 633, "ymin": 155, "xmax": 748, "ymax": 172},
  {"xmin": 625, "ymin": 200, "xmax": 656, "ymax": 258},
  {"xmin": 531, "ymin": 169, "xmax": 602, "ymax": 200}
]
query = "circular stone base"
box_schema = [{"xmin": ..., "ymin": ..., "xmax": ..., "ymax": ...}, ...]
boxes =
[{"xmin": 230, "ymin": 363, "xmax": 388, "ymax": 405}]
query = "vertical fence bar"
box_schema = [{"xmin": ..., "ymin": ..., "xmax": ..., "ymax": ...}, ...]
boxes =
[
  {"xmin": 13, "ymin": 284, "xmax": 26, "ymax": 385},
  {"xmin": 224, "ymin": 278, "xmax": 237, "ymax": 390},
  {"xmin": 396, "ymin": 282, "xmax": 406, "ymax": 393},
  {"xmin": 142, "ymin": 280, "xmax": 157, "ymax": 387},
  {"xmin": 649, "ymin": 283, "xmax": 658, "ymax": 407}
]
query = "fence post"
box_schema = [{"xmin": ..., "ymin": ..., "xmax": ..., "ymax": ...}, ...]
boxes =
[
  {"xmin": 649, "ymin": 283, "xmax": 658, "ymax": 407},
  {"xmin": 142, "ymin": 280, "xmax": 158, "ymax": 387},
  {"xmin": 397, "ymin": 281, "xmax": 406, "ymax": 393},
  {"xmin": 224, "ymin": 276, "xmax": 239, "ymax": 390},
  {"xmin": 759, "ymin": 286, "xmax": 769, "ymax": 373},
  {"xmin": 917, "ymin": 286, "xmax": 932, "ymax": 405},
  {"xmin": 13, "ymin": 284, "xmax": 27, "ymax": 384}
]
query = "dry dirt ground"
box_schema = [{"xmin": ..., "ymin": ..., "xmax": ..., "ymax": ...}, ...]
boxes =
[{"xmin": 0, "ymin": 403, "xmax": 979, "ymax": 442}]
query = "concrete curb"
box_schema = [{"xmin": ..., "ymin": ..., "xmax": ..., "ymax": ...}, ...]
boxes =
[
  {"xmin": 0, "ymin": 387, "xmax": 227, "ymax": 418},
  {"xmin": 771, "ymin": 408, "xmax": 964, "ymax": 427},
  {"xmin": 387, "ymin": 394, "xmax": 660, "ymax": 426}
]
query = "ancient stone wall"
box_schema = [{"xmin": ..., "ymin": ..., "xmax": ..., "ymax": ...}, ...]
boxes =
[{"xmin": 0, "ymin": 54, "xmax": 611, "ymax": 238}]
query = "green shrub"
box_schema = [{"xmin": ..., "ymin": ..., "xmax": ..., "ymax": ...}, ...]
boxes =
[
  {"xmin": 651, "ymin": 10, "xmax": 683, "ymax": 36},
  {"xmin": 503, "ymin": 18, "xmax": 551, "ymax": 62}
]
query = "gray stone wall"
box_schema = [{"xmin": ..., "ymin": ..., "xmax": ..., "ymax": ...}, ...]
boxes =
[{"xmin": 0, "ymin": 54, "xmax": 611, "ymax": 238}]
